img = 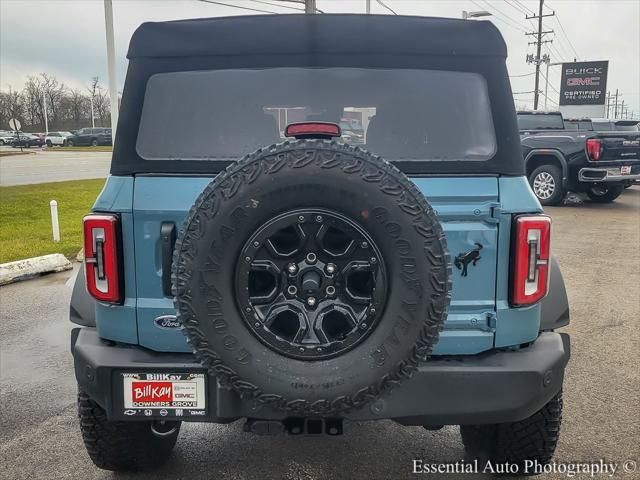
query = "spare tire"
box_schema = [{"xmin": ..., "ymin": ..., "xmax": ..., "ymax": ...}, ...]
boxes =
[{"xmin": 173, "ymin": 140, "xmax": 451, "ymax": 415}]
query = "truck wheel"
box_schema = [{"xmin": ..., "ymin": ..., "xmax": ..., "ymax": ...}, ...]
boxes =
[
  {"xmin": 586, "ymin": 184, "xmax": 624, "ymax": 203},
  {"xmin": 67, "ymin": 139, "xmax": 75, "ymax": 147},
  {"xmin": 91, "ymin": 139, "xmax": 99, "ymax": 147},
  {"xmin": 529, "ymin": 165, "xmax": 565, "ymax": 206},
  {"xmin": 460, "ymin": 391, "xmax": 562, "ymax": 469},
  {"xmin": 78, "ymin": 388, "xmax": 181, "ymax": 471},
  {"xmin": 173, "ymin": 140, "xmax": 451, "ymax": 416}
]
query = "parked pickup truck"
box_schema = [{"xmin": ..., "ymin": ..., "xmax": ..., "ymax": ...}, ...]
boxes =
[{"xmin": 518, "ymin": 111, "xmax": 640, "ymax": 205}]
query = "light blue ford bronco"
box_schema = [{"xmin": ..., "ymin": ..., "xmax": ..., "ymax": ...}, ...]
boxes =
[{"xmin": 70, "ymin": 14, "xmax": 570, "ymax": 472}]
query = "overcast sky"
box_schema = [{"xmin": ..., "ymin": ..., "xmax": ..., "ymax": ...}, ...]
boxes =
[{"xmin": 1, "ymin": 0, "xmax": 639, "ymax": 115}]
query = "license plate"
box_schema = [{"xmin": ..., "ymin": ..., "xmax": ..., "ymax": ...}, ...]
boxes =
[
  {"xmin": 122, "ymin": 373, "xmax": 206, "ymax": 417},
  {"xmin": 621, "ymin": 166, "xmax": 631, "ymax": 175}
]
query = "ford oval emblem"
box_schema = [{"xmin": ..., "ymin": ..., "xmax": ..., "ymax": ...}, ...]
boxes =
[{"xmin": 154, "ymin": 315, "xmax": 182, "ymax": 330}]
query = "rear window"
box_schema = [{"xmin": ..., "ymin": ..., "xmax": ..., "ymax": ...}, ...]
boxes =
[
  {"xmin": 136, "ymin": 68, "xmax": 496, "ymax": 162},
  {"xmin": 517, "ymin": 113, "xmax": 564, "ymax": 131}
]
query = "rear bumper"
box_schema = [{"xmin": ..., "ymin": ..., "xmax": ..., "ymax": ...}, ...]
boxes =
[{"xmin": 72, "ymin": 328, "xmax": 570, "ymax": 426}]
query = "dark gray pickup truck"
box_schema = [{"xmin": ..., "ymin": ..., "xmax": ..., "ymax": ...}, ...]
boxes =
[{"xmin": 518, "ymin": 111, "xmax": 640, "ymax": 205}]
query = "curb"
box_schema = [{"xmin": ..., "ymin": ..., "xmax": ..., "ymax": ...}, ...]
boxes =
[{"xmin": 0, "ymin": 253, "xmax": 73, "ymax": 286}]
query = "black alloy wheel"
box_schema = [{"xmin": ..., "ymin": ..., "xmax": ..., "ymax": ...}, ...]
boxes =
[{"xmin": 236, "ymin": 208, "xmax": 387, "ymax": 360}]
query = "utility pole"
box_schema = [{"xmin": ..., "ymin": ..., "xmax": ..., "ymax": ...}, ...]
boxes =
[
  {"xmin": 366, "ymin": 0, "xmax": 370, "ymax": 14},
  {"xmin": 620, "ymin": 100, "xmax": 625, "ymax": 119},
  {"xmin": 525, "ymin": 0, "xmax": 555, "ymax": 110},
  {"xmin": 606, "ymin": 91, "xmax": 611, "ymax": 118},
  {"xmin": 305, "ymin": 0, "xmax": 316, "ymax": 14},
  {"xmin": 614, "ymin": 89, "xmax": 619, "ymax": 118},
  {"xmin": 104, "ymin": 0, "xmax": 118, "ymax": 141}
]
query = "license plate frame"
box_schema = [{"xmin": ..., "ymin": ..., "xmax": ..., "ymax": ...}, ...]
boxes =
[
  {"xmin": 620, "ymin": 166, "xmax": 632, "ymax": 175},
  {"xmin": 121, "ymin": 372, "xmax": 207, "ymax": 418}
]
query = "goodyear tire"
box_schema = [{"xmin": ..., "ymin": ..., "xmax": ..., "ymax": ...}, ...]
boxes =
[{"xmin": 173, "ymin": 140, "xmax": 451, "ymax": 415}]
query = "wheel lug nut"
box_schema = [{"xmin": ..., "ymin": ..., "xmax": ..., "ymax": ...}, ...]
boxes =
[
  {"xmin": 253, "ymin": 241, "xmax": 259, "ymax": 247},
  {"xmin": 298, "ymin": 215, "xmax": 305, "ymax": 222},
  {"xmin": 316, "ymin": 215, "xmax": 323, "ymax": 222},
  {"xmin": 326, "ymin": 285, "xmax": 336, "ymax": 296},
  {"xmin": 307, "ymin": 296, "xmax": 317, "ymax": 307},
  {"xmin": 306, "ymin": 252, "xmax": 317, "ymax": 264},
  {"xmin": 325, "ymin": 263, "xmax": 336, "ymax": 274},
  {"xmin": 370, "ymin": 257, "xmax": 377, "ymax": 264},
  {"xmin": 361, "ymin": 241, "xmax": 369, "ymax": 248},
  {"xmin": 287, "ymin": 263, "xmax": 297, "ymax": 274},
  {"xmin": 287, "ymin": 285, "xmax": 297, "ymax": 295}
]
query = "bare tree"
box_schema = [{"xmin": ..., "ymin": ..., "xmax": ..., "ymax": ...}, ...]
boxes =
[
  {"xmin": 0, "ymin": 89, "xmax": 23, "ymax": 129},
  {"xmin": 0, "ymin": 72, "xmax": 114, "ymax": 131}
]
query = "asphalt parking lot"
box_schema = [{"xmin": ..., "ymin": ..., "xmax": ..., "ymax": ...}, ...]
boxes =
[
  {"xmin": 0, "ymin": 147, "xmax": 110, "ymax": 186},
  {"xmin": 1, "ymin": 188, "xmax": 638, "ymax": 480}
]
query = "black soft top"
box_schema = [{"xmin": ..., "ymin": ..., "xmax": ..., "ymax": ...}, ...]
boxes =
[
  {"xmin": 128, "ymin": 14, "xmax": 507, "ymax": 59},
  {"xmin": 113, "ymin": 14, "xmax": 524, "ymax": 176}
]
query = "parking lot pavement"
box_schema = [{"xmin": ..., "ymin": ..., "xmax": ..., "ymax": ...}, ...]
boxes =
[
  {"xmin": 1, "ymin": 188, "xmax": 638, "ymax": 480},
  {"xmin": 0, "ymin": 148, "xmax": 110, "ymax": 186}
]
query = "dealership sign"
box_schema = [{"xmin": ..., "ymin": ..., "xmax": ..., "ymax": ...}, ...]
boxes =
[{"xmin": 559, "ymin": 61, "xmax": 608, "ymax": 106}]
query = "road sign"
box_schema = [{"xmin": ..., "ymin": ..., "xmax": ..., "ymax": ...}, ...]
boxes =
[{"xmin": 9, "ymin": 118, "xmax": 21, "ymax": 131}]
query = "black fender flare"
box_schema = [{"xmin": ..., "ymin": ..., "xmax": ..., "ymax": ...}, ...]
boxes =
[
  {"xmin": 70, "ymin": 267, "xmax": 96, "ymax": 327},
  {"xmin": 524, "ymin": 149, "xmax": 569, "ymax": 187},
  {"xmin": 540, "ymin": 256, "xmax": 570, "ymax": 331}
]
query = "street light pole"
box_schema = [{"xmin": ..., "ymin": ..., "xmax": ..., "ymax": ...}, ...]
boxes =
[
  {"xmin": 305, "ymin": 0, "xmax": 316, "ymax": 14},
  {"xmin": 42, "ymin": 91, "xmax": 49, "ymax": 135},
  {"xmin": 104, "ymin": 0, "xmax": 118, "ymax": 140},
  {"xmin": 544, "ymin": 60, "xmax": 562, "ymax": 110}
]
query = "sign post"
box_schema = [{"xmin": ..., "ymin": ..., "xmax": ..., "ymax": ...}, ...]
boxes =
[
  {"xmin": 8, "ymin": 118, "xmax": 22, "ymax": 152},
  {"xmin": 559, "ymin": 61, "xmax": 609, "ymax": 118}
]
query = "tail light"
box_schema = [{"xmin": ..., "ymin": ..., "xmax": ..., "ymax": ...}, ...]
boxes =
[
  {"xmin": 285, "ymin": 122, "xmax": 341, "ymax": 139},
  {"xmin": 511, "ymin": 215, "xmax": 551, "ymax": 307},
  {"xmin": 586, "ymin": 138, "xmax": 602, "ymax": 161},
  {"xmin": 83, "ymin": 214, "xmax": 122, "ymax": 303}
]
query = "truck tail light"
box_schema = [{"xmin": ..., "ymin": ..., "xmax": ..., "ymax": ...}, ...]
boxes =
[
  {"xmin": 586, "ymin": 138, "xmax": 602, "ymax": 161},
  {"xmin": 511, "ymin": 215, "xmax": 551, "ymax": 307},
  {"xmin": 83, "ymin": 214, "xmax": 122, "ymax": 303}
]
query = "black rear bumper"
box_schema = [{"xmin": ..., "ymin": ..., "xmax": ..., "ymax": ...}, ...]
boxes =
[{"xmin": 72, "ymin": 328, "xmax": 570, "ymax": 426}]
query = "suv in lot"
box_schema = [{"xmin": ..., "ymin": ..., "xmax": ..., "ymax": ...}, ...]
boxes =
[
  {"xmin": 518, "ymin": 111, "xmax": 640, "ymax": 204},
  {"xmin": 67, "ymin": 127, "xmax": 112, "ymax": 147},
  {"xmin": 71, "ymin": 15, "xmax": 570, "ymax": 472},
  {"xmin": 45, "ymin": 131, "xmax": 73, "ymax": 147}
]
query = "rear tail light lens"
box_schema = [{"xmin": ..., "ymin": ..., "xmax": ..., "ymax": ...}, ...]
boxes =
[
  {"xmin": 511, "ymin": 215, "xmax": 551, "ymax": 307},
  {"xmin": 586, "ymin": 138, "xmax": 602, "ymax": 161},
  {"xmin": 83, "ymin": 214, "xmax": 122, "ymax": 303}
]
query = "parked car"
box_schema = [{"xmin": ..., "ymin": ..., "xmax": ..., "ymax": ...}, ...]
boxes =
[
  {"xmin": 10, "ymin": 133, "xmax": 43, "ymax": 148},
  {"xmin": 0, "ymin": 130, "xmax": 18, "ymax": 145},
  {"xmin": 71, "ymin": 15, "xmax": 570, "ymax": 472},
  {"xmin": 45, "ymin": 131, "xmax": 73, "ymax": 147},
  {"xmin": 66, "ymin": 127, "xmax": 112, "ymax": 147},
  {"xmin": 518, "ymin": 111, "xmax": 640, "ymax": 204}
]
